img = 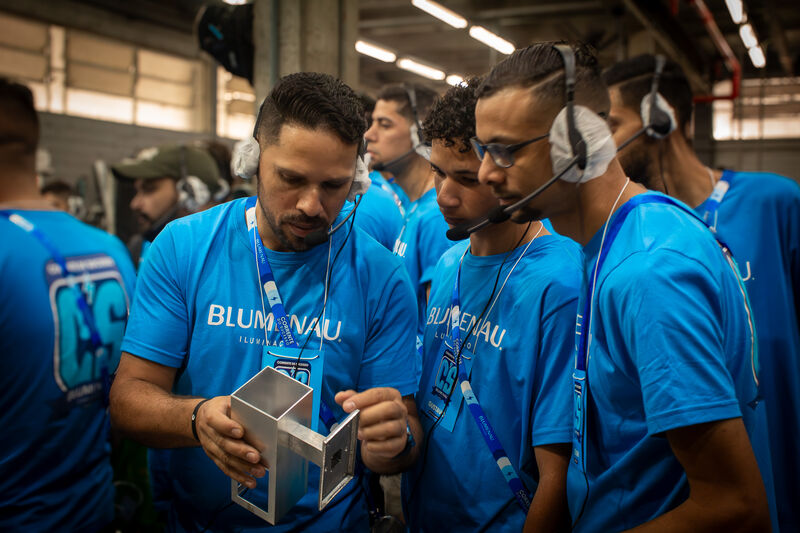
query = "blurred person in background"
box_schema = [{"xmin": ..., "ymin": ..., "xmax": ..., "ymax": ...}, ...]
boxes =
[
  {"xmin": 112, "ymin": 144, "xmax": 227, "ymax": 266},
  {"xmin": 604, "ymin": 54, "xmax": 799, "ymax": 530},
  {"xmin": 40, "ymin": 179, "xmax": 73, "ymax": 212},
  {"xmin": 0, "ymin": 76, "xmax": 136, "ymax": 532}
]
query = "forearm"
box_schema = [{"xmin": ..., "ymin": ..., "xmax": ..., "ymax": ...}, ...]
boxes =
[
  {"xmin": 109, "ymin": 375, "xmax": 201, "ymax": 448},
  {"xmin": 524, "ymin": 474, "xmax": 570, "ymax": 533},
  {"xmin": 360, "ymin": 413, "xmax": 422, "ymax": 474},
  {"xmin": 624, "ymin": 495, "xmax": 769, "ymax": 533}
]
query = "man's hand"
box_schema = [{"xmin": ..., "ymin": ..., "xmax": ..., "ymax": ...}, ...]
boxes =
[
  {"xmin": 194, "ymin": 395, "xmax": 266, "ymax": 489},
  {"xmin": 336, "ymin": 387, "xmax": 408, "ymax": 458}
]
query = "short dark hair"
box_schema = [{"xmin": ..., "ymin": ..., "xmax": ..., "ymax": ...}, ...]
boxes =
[
  {"xmin": 477, "ymin": 41, "xmax": 610, "ymax": 119},
  {"xmin": 376, "ymin": 83, "xmax": 438, "ymax": 127},
  {"xmin": 422, "ymin": 77, "xmax": 482, "ymax": 151},
  {"xmin": 602, "ymin": 54, "xmax": 693, "ymax": 134},
  {"xmin": 0, "ymin": 77, "xmax": 39, "ymax": 154},
  {"xmin": 255, "ymin": 72, "xmax": 366, "ymax": 148},
  {"xmin": 41, "ymin": 180, "xmax": 73, "ymax": 197}
]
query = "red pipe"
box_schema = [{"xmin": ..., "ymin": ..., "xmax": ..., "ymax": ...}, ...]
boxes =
[{"xmin": 688, "ymin": 0, "xmax": 741, "ymax": 102}]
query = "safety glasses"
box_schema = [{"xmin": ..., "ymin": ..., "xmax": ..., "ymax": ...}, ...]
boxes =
[{"xmin": 470, "ymin": 133, "xmax": 549, "ymax": 168}]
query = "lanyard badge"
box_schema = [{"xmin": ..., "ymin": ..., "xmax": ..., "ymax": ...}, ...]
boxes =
[{"xmin": 245, "ymin": 197, "xmax": 335, "ymax": 432}]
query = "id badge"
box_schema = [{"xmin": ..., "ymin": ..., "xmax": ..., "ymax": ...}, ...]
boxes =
[
  {"xmin": 572, "ymin": 368, "xmax": 587, "ymax": 472},
  {"xmin": 261, "ymin": 345, "xmax": 326, "ymax": 432},
  {"xmin": 418, "ymin": 342, "xmax": 474, "ymax": 432}
]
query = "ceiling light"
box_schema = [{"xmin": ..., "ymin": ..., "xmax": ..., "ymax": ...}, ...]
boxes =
[
  {"xmin": 355, "ymin": 40, "xmax": 397, "ymax": 63},
  {"xmin": 411, "ymin": 0, "xmax": 468, "ymax": 29},
  {"xmin": 724, "ymin": 0, "xmax": 744, "ymax": 24},
  {"xmin": 223, "ymin": 0, "xmax": 249, "ymax": 4},
  {"xmin": 446, "ymin": 74, "xmax": 465, "ymax": 86},
  {"xmin": 748, "ymin": 45, "xmax": 766, "ymax": 68},
  {"xmin": 739, "ymin": 23, "xmax": 758, "ymax": 49},
  {"xmin": 397, "ymin": 58, "xmax": 446, "ymax": 80},
  {"xmin": 469, "ymin": 26, "xmax": 515, "ymax": 55}
]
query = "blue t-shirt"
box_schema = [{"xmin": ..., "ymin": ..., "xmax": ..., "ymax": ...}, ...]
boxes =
[
  {"xmin": 0, "ymin": 210, "xmax": 136, "ymax": 532},
  {"xmin": 340, "ymin": 179, "xmax": 404, "ymax": 250},
  {"xmin": 393, "ymin": 188, "xmax": 458, "ymax": 336},
  {"xmin": 121, "ymin": 198, "xmax": 418, "ymax": 532},
  {"xmin": 404, "ymin": 235, "xmax": 581, "ymax": 531},
  {"xmin": 696, "ymin": 170, "xmax": 800, "ymax": 530},
  {"xmin": 566, "ymin": 194, "xmax": 775, "ymax": 532},
  {"xmin": 371, "ymin": 170, "xmax": 410, "ymax": 213}
]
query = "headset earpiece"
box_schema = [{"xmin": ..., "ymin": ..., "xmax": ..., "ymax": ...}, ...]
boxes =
[
  {"xmin": 176, "ymin": 146, "xmax": 211, "ymax": 211},
  {"xmin": 549, "ymin": 44, "xmax": 616, "ymax": 184},
  {"xmin": 640, "ymin": 55, "xmax": 677, "ymax": 139}
]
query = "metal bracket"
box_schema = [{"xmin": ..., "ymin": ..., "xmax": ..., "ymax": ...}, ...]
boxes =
[{"xmin": 230, "ymin": 366, "xmax": 359, "ymax": 524}]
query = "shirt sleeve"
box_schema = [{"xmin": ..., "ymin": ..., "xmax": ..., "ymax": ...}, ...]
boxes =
[
  {"xmin": 358, "ymin": 263, "xmax": 419, "ymax": 396},
  {"xmin": 120, "ymin": 225, "xmax": 189, "ymax": 368},
  {"xmin": 604, "ymin": 249, "xmax": 741, "ymax": 436},
  {"xmin": 531, "ymin": 279, "xmax": 580, "ymax": 446}
]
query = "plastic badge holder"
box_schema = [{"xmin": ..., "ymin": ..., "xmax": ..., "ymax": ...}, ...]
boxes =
[{"xmin": 230, "ymin": 366, "xmax": 359, "ymax": 525}]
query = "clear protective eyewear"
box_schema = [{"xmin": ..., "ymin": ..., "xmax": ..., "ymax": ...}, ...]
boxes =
[{"xmin": 470, "ymin": 133, "xmax": 549, "ymax": 168}]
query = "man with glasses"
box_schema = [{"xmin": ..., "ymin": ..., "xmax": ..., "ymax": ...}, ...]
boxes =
[
  {"xmin": 403, "ymin": 77, "xmax": 580, "ymax": 532},
  {"xmin": 474, "ymin": 43, "xmax": 773, "ymax": 531}
]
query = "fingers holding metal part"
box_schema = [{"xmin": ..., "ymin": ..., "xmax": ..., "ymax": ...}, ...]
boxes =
[
  {"xmin": 335, "ymin": 387, "xmax": 408, "ymax": 459},
  {"xmin": 195, "ymin": 395, "xmax": 267, "ymax": 489}
]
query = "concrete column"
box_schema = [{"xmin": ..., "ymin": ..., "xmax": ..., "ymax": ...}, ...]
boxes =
[{"xmin": 252, "ymin": 0, "xmax": 359, "ymax": 107}]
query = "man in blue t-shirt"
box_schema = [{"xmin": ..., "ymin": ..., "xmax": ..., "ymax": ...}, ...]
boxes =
[
  {"xmin": 474, "ymin": 43, "xmax": 773, "ymax": 531},
  {"xmin": 605, "ymin": 54, "xmax": 797, "ymax": 531},
  {"xmin": 339, "ymin": 174, "xmax": 403, "ymax": 250},
  {"xmin": 110, "ymin": 73, "xmax": 422, "ymax": 532},
  {"xmin": 365, "ymin": 84, "xmax": 456, "ymax": 336},
  {"xmin": 403, "ymin": 78, "xmax": 581, "ymax": 531},
  {"xmin": 0, "ymin": 78, "xmax": 137, "ymax": 532}
]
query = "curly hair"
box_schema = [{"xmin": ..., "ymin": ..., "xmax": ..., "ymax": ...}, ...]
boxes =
[
  {"xmin": 421, "ymin": 77, "xmax": 482, "ymax": 152},
  {"xmin": 255, "ymin": 72, "xmax": 366, "ymax": 147}
]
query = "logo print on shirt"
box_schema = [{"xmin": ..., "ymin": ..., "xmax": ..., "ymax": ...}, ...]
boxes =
[
  {"xmin": 207, "ymin": 304, "xmax": 343, "ymax": 343},
  {"xmin": 426, "ymin": 305, "xmax": 507, "ymax": 350}
]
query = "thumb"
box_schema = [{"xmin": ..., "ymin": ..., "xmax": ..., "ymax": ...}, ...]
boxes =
[{"xmin": 335, "ymin": 389, "xmax": 357, "ymax": 410}]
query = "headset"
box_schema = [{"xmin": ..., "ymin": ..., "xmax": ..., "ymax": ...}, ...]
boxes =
[
  {"xmin": 176, "ymin": 145, "xmax": 231, "ymax": 211},
  {"xmin": 447, "ymin": 44, "xmax": 616, "ymax": 240},
  {"xmin": 371, "ymin": 84, "xmax": 432, "ymax": 173},
  {"xmin": 615, "ymin": 54, "xmax": 678, "ymax": 153}
]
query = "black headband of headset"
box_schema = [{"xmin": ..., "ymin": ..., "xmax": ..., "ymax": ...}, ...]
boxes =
[{"xmin": 553, "ymin": 44, "xmax": 587, "ymax": 171}]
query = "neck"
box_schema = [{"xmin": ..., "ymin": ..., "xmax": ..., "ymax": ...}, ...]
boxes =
[
  {"xmin": 0, "ymin": 171, "xmax": 51, "ymax": 210},
  {"xmin": 658, "ymin": 135, "xmax": 716, "ymax": 208},
  {"xmin": 395, "ymin": 155, "xmax": 433, "ymax": 202},
  {"xmin": 470, "ymin": 218, "xmax": 544, "ymax": 256},
  {"xmin": 550, "ymin": 160, "xmax": 647, "ymax": 246}
]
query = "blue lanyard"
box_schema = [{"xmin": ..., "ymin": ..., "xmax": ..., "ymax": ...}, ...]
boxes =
[
  {"xmin": 702, "ymin": 171, "xmax": 732, "ymax": 229},
  {"xmin": 448, "ymin": 252, "xmax": 532, "ymax": 512},
  {"xmin": 244, "ymin": 197, "xmax": 336, "ymax": 430},
  {"xmin": 0, "ymin": 210, "xmax": 110, "ymax": 405}
]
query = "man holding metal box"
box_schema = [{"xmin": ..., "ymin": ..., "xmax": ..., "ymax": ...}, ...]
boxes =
[{"xmin": 110, "ymin": 72, "xmax": 422, "ymax": 532}]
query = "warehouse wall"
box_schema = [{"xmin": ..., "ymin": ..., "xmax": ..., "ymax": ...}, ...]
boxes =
[{"xmin": 714, "ymin": 139, "xmax": 800, "ymax": 181}]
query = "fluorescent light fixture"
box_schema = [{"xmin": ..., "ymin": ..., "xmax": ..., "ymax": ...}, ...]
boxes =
[
  {"xmin": 223, "ymin": 0, "xmax": 249, "ymax": 4},
  {"xmin": 724, "ymin": 0, "xmax": 744, "ymax": 24},
  {"xmin": 355, "ymin": 40, "xmax": 397, "ymax": 63},
  {"xmin": 446, "ymin": 74, "xmax": 465, "ymax": 86},
  {"xmin": 748, "ymin": 45, "xmax": 766, "ymax": 68},
  {"xmin": 469, "ymin": 26, "xmax": 515, "ymax": 55},
  {"xmin": 397, "ymin": 57, "xmax": 446, "ymax": 80},
  {"xmin": 411, "ymin": 0, "xmax": 468, "ymax": 29},
  {"xmin": 739, "ymin": 23, "xmax": 758, "ymax": 49}
]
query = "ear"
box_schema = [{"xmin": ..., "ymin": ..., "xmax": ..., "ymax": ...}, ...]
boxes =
[
  {"xmin": 549, "ymin": 105, "xmax": 617, "ymax": 184},
  {"xmin": 231, "ymin": 137, "xmax": 260, "ymax": 180}
]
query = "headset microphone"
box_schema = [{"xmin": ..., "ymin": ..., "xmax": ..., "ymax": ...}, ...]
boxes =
[
  {"xmin": 445, "ymin": 156, "xmax": 581, "ymax": 241},
  {"xmin": 303, "ymin": 194, "xmax": 363, "ymax": 247}
]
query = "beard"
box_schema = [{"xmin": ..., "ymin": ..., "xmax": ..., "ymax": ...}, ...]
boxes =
[
  {"xmin": 258, "ymin": 201, "xmax": 327, "ymax": 252},
  {"xmin": 617, "ymin": 140, "xmax": 662, "ymax": 192}
]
